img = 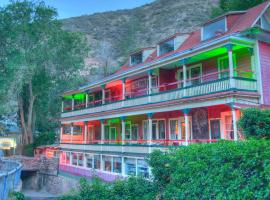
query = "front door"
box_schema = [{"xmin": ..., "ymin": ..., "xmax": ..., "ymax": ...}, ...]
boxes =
[
  {"xmin": 210, "ymin": 119, "xmax": 221, "ymax": 139},
  {"xmin": 88, "ymin": 126, "xmax": 95, "ymax": 142}
]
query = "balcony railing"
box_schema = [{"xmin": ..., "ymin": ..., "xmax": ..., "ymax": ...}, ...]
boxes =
[
  {"xmin": 0, "ymin": 160, "xmax": 22, "ymax": 200},
  {"xmin": 62, "ymin": 75, "xmax": 257, "ymax": 118},
  {"xmin": 61, "ymin": 139, "xmax": 221, "ymax": 146}
]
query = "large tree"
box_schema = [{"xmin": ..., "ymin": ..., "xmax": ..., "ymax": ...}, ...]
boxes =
[{"xmin": 0, "ymin": 0, "xmax": 89, "ymax": 145}]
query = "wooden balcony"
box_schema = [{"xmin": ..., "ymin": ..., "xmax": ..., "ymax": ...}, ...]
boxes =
[{"xmin": 61, "ymin": 76, "xmax": 257, "ymax": 119}]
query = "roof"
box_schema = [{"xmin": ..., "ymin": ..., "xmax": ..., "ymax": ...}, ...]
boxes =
[{"xmin": 63, "ymin": 1, "xmax": 270, "ymax": 96}]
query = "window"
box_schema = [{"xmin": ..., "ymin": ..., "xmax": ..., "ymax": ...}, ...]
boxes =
[
  {"xmin": 130, "ymin": 52, "xmax": 143, "ymax": 65},
  {"xmin": 63, "ymin": 125, "xmax": 72, "ymax": 135},
  {"xmin": 66, "ymin": 152, "xmax": 71, "ymax": 164},
  {"xmin": 78, "ymin": 153, "xmax": 84, "ymax": 167},
  {"xmin": 125, "ymin": 122, "xmax": 132, "ymax": 140},
  {"xmin": 131, "ymin": 125, "xmax": 139, "ymax": 140},
  {"xmin": 218, "ymin": 55, "xmax": 236, "ymax": 78},
  {"xmin": 143, "ymin": 121, "xmax": 148, "ymax": 140},
  {"xmin": 158, "ymin": 120, "xmax": 165, "ymax": 139},
  {"xmin": 169, "ymin": 119, "xmax": 179, "ymax": 140},
  {"xmin": 113, "ymin": 157, "xmax": 122, "ymax": 174},
  {"xmin": 202, "ymin": 18, "xmax": 226, "ymax": 41},
  {"xmin": 125, "ymin": 158, "xmax": 136, "ymax": 176},
  {"xmin": 94, "ymin": 155, "xmax": 101, "ymax": 170},
  {"xmin": 261, "ymin": 8, "xmax": 270, "ymax": 31},
  {"xmin": 104, "ymin": 156, "xmax": 112, "ymax": 172},
  {"xmin": 137, "ymin": 159, "xmax": 149, "ymax": 178},
  {"xmin": 187, "ymin": 65, "xmax": 202, "ymax": 86},
  {"xmin": 73, "ymin": 125, "xmax": 83, "ymax": 135},
  {"xmin": 72, "ymin": 152, "xmax": 77, "ymax": 165},
  {"xmin": 159, "ymin": 39, "xmax": 174, "ymax": 55},
  {"xmin": 86, "ymin": 154, "xmax": 93, "ymax": 168}
]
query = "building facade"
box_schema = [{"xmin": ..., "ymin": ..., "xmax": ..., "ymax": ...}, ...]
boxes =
[{"xmin": 59, "ymin": 2, "xmax": 270, "ymax": 182}]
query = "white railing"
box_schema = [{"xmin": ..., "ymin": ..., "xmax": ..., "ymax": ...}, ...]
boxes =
[{"xmin": 61, "ymin": 77, "xmax": 257, "ymax": 118}]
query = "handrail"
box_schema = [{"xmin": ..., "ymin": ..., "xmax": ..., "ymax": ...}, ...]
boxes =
[
  {"xmin": 0, "ymin": 160, "xmax": 22, "ymax": 200},
  {"xmin": 63, "ymin": 71, "xmax": 257, "ymax": 112}
]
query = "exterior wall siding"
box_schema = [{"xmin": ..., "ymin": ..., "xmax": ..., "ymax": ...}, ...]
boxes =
[
  {"xmin": 59, "ymin": 164, "xmax": 120, "ymax": 182},
  {"xmin": 259, "ymin": 41, "xmax": 270, "ymax": 104}
]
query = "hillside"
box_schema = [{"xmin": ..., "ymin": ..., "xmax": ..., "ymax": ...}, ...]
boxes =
[{"xmin": 63, "ymin": 0, "xmax": 219, "ymax": 77}]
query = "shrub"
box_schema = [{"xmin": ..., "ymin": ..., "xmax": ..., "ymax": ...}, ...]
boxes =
[
  {"xmin": 238, "ymin": 108, "xmax": 270, "ymax": 139},
  {"xmin": 58, "ymin": 177, "xmax": 156, "ymax": 200},
  {"xmin": 149, "ymin": 140, "xmax": 270, "ymax": 200}
]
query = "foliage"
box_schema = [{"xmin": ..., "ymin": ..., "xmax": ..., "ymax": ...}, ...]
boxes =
[
  {"xmin": 33, "ymin": 132, "xmax": 56, "ymax": 148},
  {"xmin": 22, "ymin": 144, "xmax": 34, "ymax": 157},
  {"xmin": 0, "ymin": 0, "xmax": 89, "ymax": 144},
  {"xmin": 238, "ymin": 108, "xmax": 270, "ymax": 139},
  {"xmin": 212, "ymin": 0, "xmax": 266, "ymax": 17},
  {"xmin": 58, "ymin": 177, "xmax": 157, "ymax": 200},
  {"xmin": 11, "ymin": 191, "xmax": 25, "ymax": 200},
  {"xmin": 149, "ymin": 140, "xmax": 270, "ymax": 200}
]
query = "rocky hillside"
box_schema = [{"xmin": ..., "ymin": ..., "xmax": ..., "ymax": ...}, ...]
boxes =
[{"xmin": 63, "ymin": 0, "xmax": 219, "ymax": 77}]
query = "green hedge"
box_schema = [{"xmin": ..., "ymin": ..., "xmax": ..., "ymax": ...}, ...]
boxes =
[
  {"xmin": 149, "ymin": 140, "xmax": 270, "ymax": 200},
  {"xmin": 238, "ymin": 108, "xmax": 270, "ymax": 139}
]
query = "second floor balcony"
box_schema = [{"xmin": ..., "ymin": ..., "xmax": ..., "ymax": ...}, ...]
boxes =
[{"xmin": 61, "ymin": 44, "xmax": 259, "ymax": 119}]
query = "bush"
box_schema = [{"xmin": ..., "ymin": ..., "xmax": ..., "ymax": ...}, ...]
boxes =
[
  {"xmin": 238, "ymin": 108, "xmax": 270, "ymax": 139},
  {"xmin": 58, "ymin": 177, "xmax": 157, "ymax": 200},
  {"xmin": 149, "ymin": 140, "xmax": 270, "ymax": 200},
  {"xmin": 11, "ymin": 192, "xmax": 25, "ymax": 200}
]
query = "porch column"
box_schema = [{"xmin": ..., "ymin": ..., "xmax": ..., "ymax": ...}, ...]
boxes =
[
  {"xmin": 101, "ymin": 85, "xmax": 105, "ymax": 105},
  {"xmin": 148, "ymin": 113, "xmax": 153, "ymax": 145},
  {"xmin": 121, "ymin": 116, "xmax": 126, "ymax": 144},
  {"xmin": 227, "ymin": 44, "xmax": 235, "ymax": 88},
  {"xmin": 60, "ymin": 125, "xmax": 63, "ymax": 142},
  {"xmin": 121, "ymin": 157, "xmax": 125, "ymax": 176},
  {"xmin": 70, "ymin": 123, "xmax": 74, "ymax": 143},
  {"xmin": 182, "ymin": 109, "xmax": 190, "ymax": 145},
  {"xmin": 100, "ymin": 119, "xmax": 105, "ymax": 144},
  {"xmin": 183, "ymin": 63, "xmax": 187, "ymax": 88},
  {"xmin": 85, "ymin": 93, "xmax": 88, "ymax": 108},
  {"xmin": 232, "ymin": 107, "xmax": 238, "ymax": 141},
  {"xmin": 122, "ymin": 78, "xmax": 126, "ymax": 100},
  {"xmin": 84, "ymin": 121, "xmax": 88, "ymax": 144},
  {"xmin": 71, "ymin": 95, "xmax": 75, "ymax": 111},
  {"xmin": 148, "ymin": 70, "xmax": 152, "ymax": 95}
]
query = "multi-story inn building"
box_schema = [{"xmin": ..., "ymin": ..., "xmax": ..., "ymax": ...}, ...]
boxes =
[{"xmin": 59, "ymin": 2, "xmax": 270, "ymax": 181}]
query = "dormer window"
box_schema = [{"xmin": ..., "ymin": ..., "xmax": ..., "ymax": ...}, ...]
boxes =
[
  {"xmin": 202, "ymin": 18, "xmax": 226, "ymax": 41},
  {"xmin": 130, "ymin": 51, "xmax": 143, "ymax": 66},
  {"xmin": 159, "ymin": 39, "xmax": 174, "ymax": 56}
]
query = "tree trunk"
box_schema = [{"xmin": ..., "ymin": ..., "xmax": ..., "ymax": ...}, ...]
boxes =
[
  {"xmin": 17, "ymin": 82, "xmax": 36, "ymax": 145},
  {"xmin": 18, "ymin": 94, "xmax": 29, "ymax": 145},
  {"xmin": 27, "ymin": 82, "xmax": 35, "ymax": 143}
]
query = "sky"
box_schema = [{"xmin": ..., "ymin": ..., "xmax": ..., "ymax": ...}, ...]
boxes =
[{"xmin": 0, "ymin": 0, "xmax": 155, "ymax": 19}]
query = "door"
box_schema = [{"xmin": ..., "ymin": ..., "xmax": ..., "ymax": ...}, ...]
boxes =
[
  {"xmin": 152, "ymin": 122, "xmax": 157, "ymax": 140},
  {"xmin": 188, "ymin": 65, "xmax": 202, "ymax": 85},
  {"xmin": 88, "ymin": 126, "xmax": 95, "ymax": 142},
  {"xmin": 210, "ymin": 119, "xmax": 221, "ymax": 139}
]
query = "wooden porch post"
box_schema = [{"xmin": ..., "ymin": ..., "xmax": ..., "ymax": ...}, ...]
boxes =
[
  {"xmin": 227, "ymin": 44, "xmax": 235, "ymax": 88},
  {"xmin": 85, "ymin": 92, "xmax": 88, "ymax": 108},
  {"xmin": 147, "ymin": 113, "xmax": 153, "ymax": 145},
  {"xmin": 71, "ymin": 95, "xmax": 75, "ymax": 111},
  {"xmin": 121, "ymin": 157, "xmax": 125, "ymax": 176},
  {"xmin": 148, "ymin": 70, "xmax": 152, "ymax": 95},
  {"xmin": 60, "ymin": 125, "xmax": 63, "ymax": 142},
  {"xmin": 121, "ymin": 116, "xmax": 126, "ymax": 144},
  {"xmin": 232, "ymin": 107, "xmax": 238, "ymax": 141},
  {"xmin": 182, "ymin": 109, "xmax": 190, "ymax": 145}
]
